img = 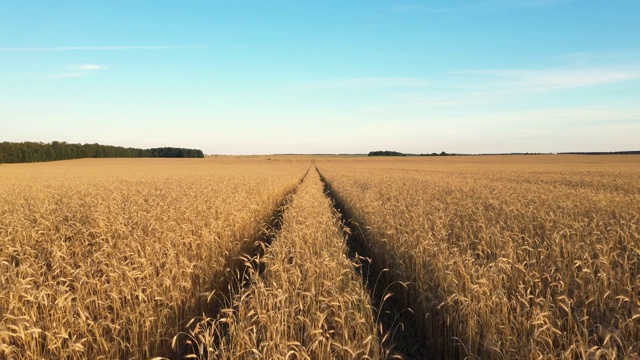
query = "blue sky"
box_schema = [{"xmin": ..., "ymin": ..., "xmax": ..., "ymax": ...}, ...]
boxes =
[{"xmin": 1, "ymin": 0, "xmax": 639, "ymax": 154}]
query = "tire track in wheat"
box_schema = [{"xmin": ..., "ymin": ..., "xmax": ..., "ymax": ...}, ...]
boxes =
[
  {"xmin": 184, "ymin": 166, "xmax": 387, "ymax": 359},
  {"xmin": 318, "ymin": 167, "xmax": 427, "ymax": 360}
]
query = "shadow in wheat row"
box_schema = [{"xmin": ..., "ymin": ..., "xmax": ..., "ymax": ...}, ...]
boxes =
[
  {"xmin": 164, "ymin": 167, "xmax": 310, "ymax": 359},
  {"xmin": 317, "ymin": 166, "xmax": 463, "ymax": 360}
]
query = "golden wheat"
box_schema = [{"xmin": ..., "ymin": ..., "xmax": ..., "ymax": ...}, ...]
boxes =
[
  {"xmin": 3, "ymin": 155, "xmax": 638, "ymax": 359},
  {"xmin": 182, "ymin": 168, "xmax": 384, "ymax": 359},
  {"xmin": 319, "ymin": 155, "xmax": 640, "ymax": 359},
  {"xmin": 0, "ymin": 158, "xmax": 307, "ymax": 359}
]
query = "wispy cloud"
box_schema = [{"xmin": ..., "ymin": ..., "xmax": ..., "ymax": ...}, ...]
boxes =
[
  {"xmin": 556, "ymin": 52, "xmax": 592, "ymax": 60},
  {"xmin": 52, "ymin": 63, "xmax": 107, "ymax": 79},
  {"xmin": 388, "ymin": 92, "xmax": 502, "ymax": 108},
  {"xmin": 554, "ymin": 49, "xmax": 640, "ymax": 67},
  {"xmin": 294, "ymin": 77, "xmax": 430, "ymax": 90},
  {"xmin": 461, "ymin": 68, "xmax": 640, "ymax": 92},
  {"xmin": 289, "ymin": 67, "xmax": 640, "ymax": 111},
  {"xmin": 53, "ymin": 73, "xmax": 84, "ymax": 79},
  {"xmin": 0, "ymin": 45, "xmax": 174, "ymax": 52},
  {"xmin": 225, "ymin": 44, "xmax": 298, "ymax": 49},
  {"xmin": 72, "ymin": 64, "xmax": 107, "ymax": 71},
  {"xmin": 365, "ymin": 67, "xmax": 640, "ymax": 111},
  {"xmin": 393, "ymin": 0, "xmax": 574, "ymax": 13},
  {"xmin": 444, "ymin": 106, "xmax": 640, "ymax": 127}
]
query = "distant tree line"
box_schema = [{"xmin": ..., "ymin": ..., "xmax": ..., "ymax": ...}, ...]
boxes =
[
  {"xmin": 368, "ymin": 150, "xmax": 407, "ymax": 156},
  {"xmin": 0, "ymin": 141, "xmax": 204, "ymax": 164},
  {"xmin": 420, "ymin": 151, "xmax": 451, "ymax": 156},
  {"xmin": 364, "ymin": 150, "xmax": 640, "ymax": 159},
  {"xmin": 560, "ymin": 151, "xmax": 640, "ymax": 155}
]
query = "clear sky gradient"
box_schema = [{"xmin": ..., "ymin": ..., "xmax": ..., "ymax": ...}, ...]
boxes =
[{"xmin": 1, "ymin": 1, "xmax": 639, "ymax": 154}]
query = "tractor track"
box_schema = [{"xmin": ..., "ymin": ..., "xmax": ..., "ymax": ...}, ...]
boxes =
[
  {"xmin": 317, "ymin": 166, "xmax": 428, "ymax": 360},
  {"xmin": 173, "ymin": 164, "xmax": 427, "ymax": 359},
  {"xmin": 168, "ymin": 166, "xmax": 310, "ymax": 359}
]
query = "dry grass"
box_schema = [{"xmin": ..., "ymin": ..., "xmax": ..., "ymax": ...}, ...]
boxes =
[
  {"xmin": 184, "ymin": 168, "xmax": 384, "ymax": 359},
  {"xmin": 0, "ymin": 157, "xmax": 308, "ymax": 359},
  {"xmin": 319, "ymin": 155, "xmax": 640, "ymax": 359}
]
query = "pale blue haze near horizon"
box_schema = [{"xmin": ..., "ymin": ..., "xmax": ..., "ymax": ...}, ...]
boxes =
[{"xmin": 1, "ymin": 0, "xmax": 639, "ymax": 154}]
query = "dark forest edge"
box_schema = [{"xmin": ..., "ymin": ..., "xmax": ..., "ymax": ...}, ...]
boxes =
[{"xmin": 0, "ymin": 141, "xmax": 204, "ymax": 164}]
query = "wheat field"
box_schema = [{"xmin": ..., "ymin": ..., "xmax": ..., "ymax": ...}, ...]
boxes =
[
  {"xmin": 1, "ymin": 155, "xmax": 639, "ymax": 359},
  {"xmin": 0, "ymin": 158, "xmax": 307, "ymax": 359},
  {"xmin": 180, "ymin": 168, "xmax": 385, "ymax": 359},
  {"xmin": 319, "ymin": 155, "xmax": 640, "ymax": 359}
]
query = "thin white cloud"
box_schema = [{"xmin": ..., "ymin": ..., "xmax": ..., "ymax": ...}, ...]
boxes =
[
  {"xmin": 52, "ymin": 73, "xmax": 83, "ymax": 79},
  {"xmin": 441, "ymin": 106, "xmax": 640, "ymax": 127},
  {"xmin": 290, "ymin": 67, "xmax": 640, "ymax": 111},
  {"xmin": 225, "ymin": 44, "xmax": 298, "ymax": 49},
  {"xmin": 554, "ymin": 49, "xmax": 640, "ymax": 67},
  {"xmin": 71, "ymin": 64, "xmax": 107, "ymax": 71},
  {"xmin": 52, "ymin": 64, "xmax": 107, "ymax": 79},
  {"xmin": 393, "ymin": 0, "xmax": 574, "ymax": 13},
  {"xmin": 461, "ymin": 68, "xmax": 640, "ymax": 92},
  {"xmin": 357, "ymin": 67, "xmax": 640, "ymax": 111},
  {"xmin": 295, "ymin": 77, "xmax": 430, "ymax": 90},
  {"xmin": 0, "ymin": 45, "xmax": 173, "ymax": 52},
  {"xmin": 388, "ymin": 92, "xmax": 502, "ymax": 108},
  {"xmin": 556, "ymin": 52, "xmax": 592, "ymax": 60}
]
